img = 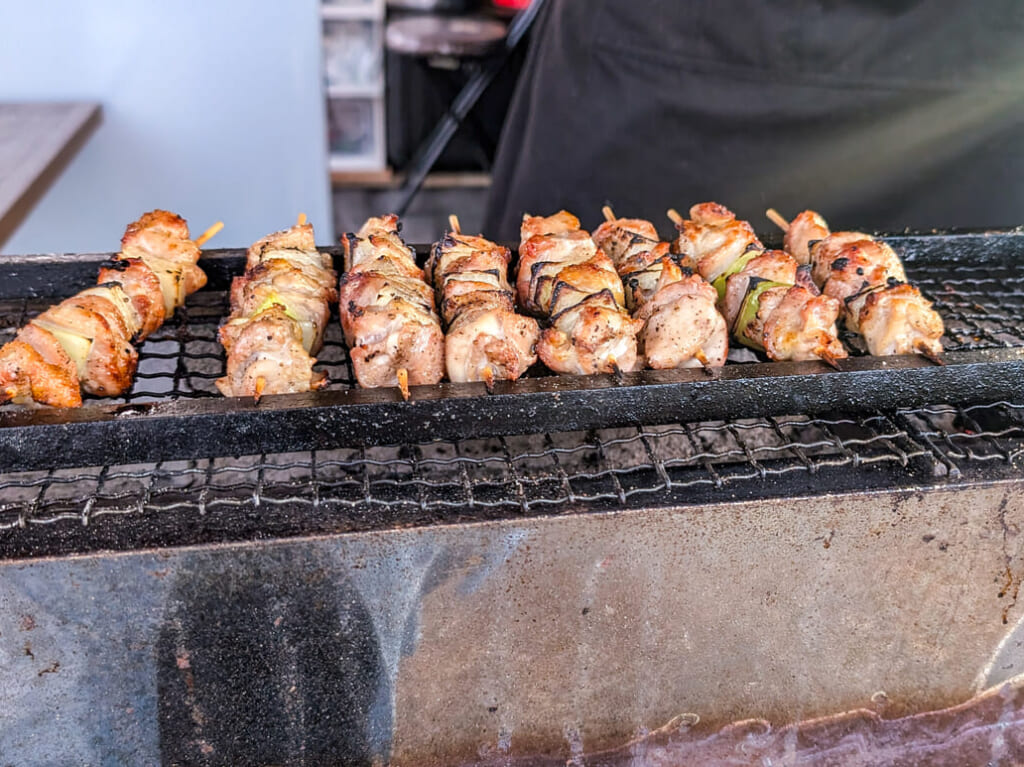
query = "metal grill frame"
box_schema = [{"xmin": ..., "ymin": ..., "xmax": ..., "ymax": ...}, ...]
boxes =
[{"xmin": 1, "ymin": 228, "xmax": 1023, "ymax": 473}]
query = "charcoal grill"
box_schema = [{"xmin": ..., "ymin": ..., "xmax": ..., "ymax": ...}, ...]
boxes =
[{"xmin": 2, "ymin": 229, "xmax": 1024, "ymax": 765}]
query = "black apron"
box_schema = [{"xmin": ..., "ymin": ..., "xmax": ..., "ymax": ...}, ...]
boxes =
[{"xmin": 484, "ymin": 0, "xmax": 1024, "ymax": 241}]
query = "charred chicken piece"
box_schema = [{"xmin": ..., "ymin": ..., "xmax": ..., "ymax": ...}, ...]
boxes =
[
  {"xmin": 0, "ymin": 209, "xmax": 209, "ymax": 407},
  {"xmin": 673, "ymin": 202, "xmax": 763, "ymax": 283},
  {"xmin": 594, "ymin": 212, "xmax": 726, "ymax": 369},
  {"xmin": 776, "ymin": 209, "xmax": 943, "ymax": 357},
  {"xmin": 518, "ymin": 212, "xmax": 642, "ymax": 375},
  {"xmin": 338, "ymin": 216, "xmax": 445, "ymax": 390},
  {"xmin": 217, "ymin": 222, "xmax": 336, "ymax": 398},
  {"xmin": 426, "ymin": 229, "xmax": 539, "ymax": 384}
]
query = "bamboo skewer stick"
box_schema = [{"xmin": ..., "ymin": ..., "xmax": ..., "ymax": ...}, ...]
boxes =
[
  {"xmin": 448, "ymin": 214, "xmax": 461, "ymax": 234},
  {"xmin": 817, "ymin": 349, "xmax": 842, "ymax": 371},
  {"xmin": 915, "ymin": 342, "xmax": 945, "ymax": 366},
  {"xmin": 601, "ymin": 205, "xmax": 616, "ymax": 223},
  {"xmin": 482, "ymin": 365, "xmax": 495, "ymax": 394},
  {"xmin": 396, "ymin": 367, "xmax": 410, "ymax": 401},
  {"xmin": 297, "ymin": 213, "xmax": 307, "ymax": 226},
  {"xmin": 693, "ymin": 348, "xmax": 715, "ymax": 375},
  {"xmin": 666, "ymin": 208, "xmax": 684, "ymax": 227},
  {"xmin": 194, "ymin": 221, "xmax": 224, "ymax": 248},
  {"xmin": 765, "ymin": 208, "xmax": 790, "ymax": 232}
]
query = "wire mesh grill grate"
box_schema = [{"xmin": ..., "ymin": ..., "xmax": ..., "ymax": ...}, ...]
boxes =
[
  {"xmin": 0, "ymin": 255, "xmax": 1022, "ymax": 406},
  {"xmin": 1, "ymin": 247, "xmax": 1024, "ymax": 539},
  {"xmin": 1, "ymin": 401, "xmax": 1023, "ymax": 532}
]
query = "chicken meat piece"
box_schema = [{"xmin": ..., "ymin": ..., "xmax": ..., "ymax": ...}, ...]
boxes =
[
  {"xmin": 228, "ymin": 259, "xmax": 336, "ymax": 355},
  {"xmin": 28, "ymin": 297, "xmax": 138, "ymax": 397},
  {"xmin": 343, "ymin": 303, "xmax": 446, "ymax": 388},
  {"xmin": 216, "ymin": 308, "xmax": 326, "ymax": 398},
  {"xmin": 592, "ymin": 218, "xmax": 660, "ymax": 266},
  {"xmin": 858, "ymin": 283, "xmax": 944, "ymax": 357},
  {"xmin": 808, "ymin": 231, "xmax": 905, "ymax": 287},
  {"xmin": 537, "ymin": 299, "xmax": 644, "ymax": 375},
  {"xmin": 0, "ymin": 339, "xmax": 82, "ymax": 407},
  {"xmin": 427, "ymin": 231, "xmax": 539, "ymax": 383},
  {"xmin": 763, "ymin": 287, "xmax": 847, "ymax": 363},
  {"xmin": 635, "ymin": 269, "xmax": 728, "ymax": 369},
  {"xmin": 673, "ymin": 202, "xmax": 763, "ymax": 283},
  {"xmin": 121, "ymin": 210, "xmax": 207, "ymax": 300},
  {"xmin": 617, "ymin": 243, "xmax": 688, "ymax": 311},
  {"xmin": 520, "ymin": 210, "xmax": 581, "ymax": 244},
  {"xmin": 517, "ymin": 231, "xmax": 625, "ymax": 316},
  {"xmin": 445, "ymin": 306, "xmax": 539, "ymax": 383},
  {"xmin": 96, "ymin": 259, "xmax": 166, "ymax": 340},
  {"xmin": 783, "ymin": 210, "xmax": 831, "ymax": 265},
  {"xmin": 819, "ymin": 241, "xmax": 909, "ymax": 333}
]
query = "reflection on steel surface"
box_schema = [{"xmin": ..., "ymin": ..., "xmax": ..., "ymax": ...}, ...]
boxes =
[{"xmin": 467, "ymin": 677, "xmax": 1024, "ymax": 766}]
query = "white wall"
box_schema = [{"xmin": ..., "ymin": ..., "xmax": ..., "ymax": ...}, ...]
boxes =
[{"xmin": 0, "ymin": 0, "xmax": 333, "ymax": 254}]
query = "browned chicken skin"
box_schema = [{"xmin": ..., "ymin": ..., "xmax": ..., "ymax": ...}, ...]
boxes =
[
  {"xmin": 594, "ymin": 214, "xmax": 727, "ymax": 369},
  {"xmin": 339, "ymin": 216, "xmax": 445, "ymax": 389},
  {"xmin": 781, "ymin": 210, "xmax": 943, "ymax": 357},
  {"xmin": 518, "ymin": 212, "xmax": 641, "ymax": 375},
  {"xmin": 782, "ymin": 210, "xmax": 830, "ymax": 265},
  {"xmin": 673, "ymin": 202, "xmax": 763, "ymax": 283},
  {"xmin": 217, "ymin": 222, "xmax": 336, "ymax": 398},
  {"xmin": 763, "ymin": 287, "xmax": 846, "ymax": 363},
  {"xmin": 426, "ymin": 230, "xmax": 539, "ymax": 383},
  {"xmin": 0, "ymin": 209, "xmax": 208, "ymax": 407}
]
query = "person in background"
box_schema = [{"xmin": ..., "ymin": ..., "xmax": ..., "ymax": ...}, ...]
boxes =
[{"xmin": 484, "ymin": 0, "xmax": 1024, "ymax": 240}]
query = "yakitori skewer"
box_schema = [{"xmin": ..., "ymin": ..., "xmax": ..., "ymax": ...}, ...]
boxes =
[
  {"xmin": 594, "ymin": 205, "xmax": 726, "ymax": 373},
  {"xmin": 0, "ymin": 210, "xmax": 219, "ymax": 407},
  {"xmin": 516, "ymin": 210, "xmax": 642, "ymax": 375},
  {"xmin": 667, "ymin": 204, "xmax": 846, "ymax": 369},
  {"xmin": 766, "ymin": 208, "xmax": 945, "ymax": 364},
  {"xmin": 425, "ymin": 213, "xmax": 538, "ymax": 392},
  {"xmin": 339, "ymin": 214, "xmax": 445, "ymax": 401}
]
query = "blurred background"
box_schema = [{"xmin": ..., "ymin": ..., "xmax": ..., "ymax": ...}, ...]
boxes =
[{"xmin": 0, "ymin": 0, "xmax": 528, "ymax": 253}]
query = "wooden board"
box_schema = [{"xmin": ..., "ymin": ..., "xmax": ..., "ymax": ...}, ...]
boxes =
[{"xmin": 0, "ymin": 102, "xmax": 102, "ymax": 249}]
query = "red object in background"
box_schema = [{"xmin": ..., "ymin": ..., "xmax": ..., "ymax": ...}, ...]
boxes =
[{"xmin": 492, "ymin": 0, "xmax": 531, "ymax": 8}]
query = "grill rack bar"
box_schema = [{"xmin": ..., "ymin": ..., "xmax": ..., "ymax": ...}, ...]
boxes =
[
  {"xmin": 0, "ymin": 229, "xmax": 1022, "ymax": 474},
  {"xmin": 0, "ymin": 347, "xmax": 1021, "ymax": 473}
]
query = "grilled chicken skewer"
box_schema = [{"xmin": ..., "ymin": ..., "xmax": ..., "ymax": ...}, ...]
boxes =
[
  {"xmin": 426, "ymin": 215, "xmax": 540, "ymax": 386},
  {"xmin": 592, "ymin": 206, "xmax": 727, "ymax": 370},
  {"xmin": 0, "ymin": 210, "xmax": 217, "ymax": 407},
  {"xmin": 339, "ymin": 215, "xmax": 445, "ymax": 399},
  {"xmin": 516, "ymin": 210, "xmax": 643, "ymax": 375},
  {"xmin": 767, "ymin": 208, "xmax": 944, "ymax": 359},
  {"xmin": 217, "ymin": 215, "xmax": 336, "ymax": 399},
  {"xmin": 669, "ymin": 204, "xmax": 846, "ymax": 367}
]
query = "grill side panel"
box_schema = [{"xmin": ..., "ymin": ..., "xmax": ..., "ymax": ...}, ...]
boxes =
[{"xmin": 1, "ymin": 481, "xmax": 1022, "ymax": 764}]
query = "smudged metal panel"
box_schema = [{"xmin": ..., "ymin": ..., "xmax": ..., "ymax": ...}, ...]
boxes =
[{"xmin": 1, "ymin": 481, "xmax": 1023, "ymax": 764}]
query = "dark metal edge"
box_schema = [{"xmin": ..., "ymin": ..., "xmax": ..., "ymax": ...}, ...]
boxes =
[{"xmin": 1, "ymin": 349, "xmax": 1022, "ymax": 473}]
